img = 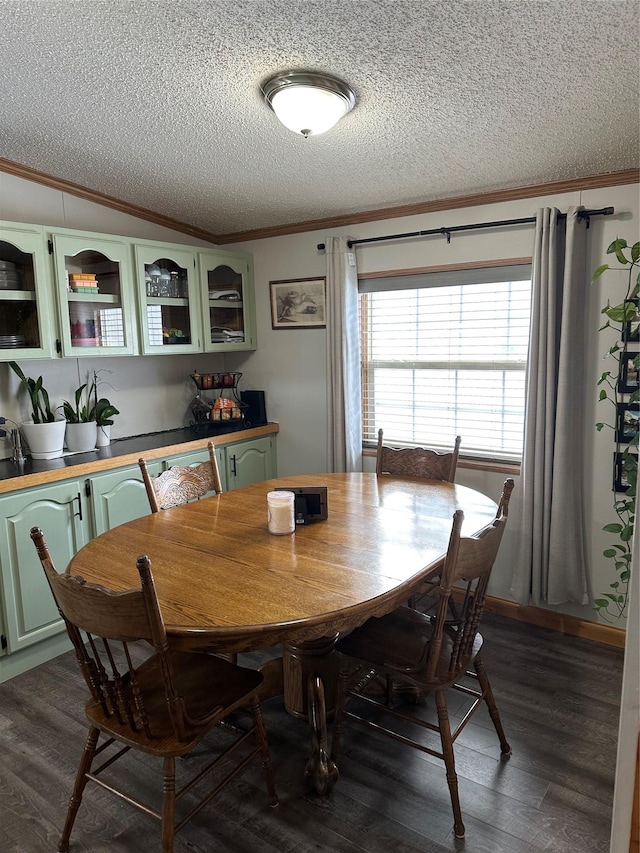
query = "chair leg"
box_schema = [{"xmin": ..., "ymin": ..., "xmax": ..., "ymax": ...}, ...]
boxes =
[
  {"xmin": 385, "ymin": 674, "xmax": 396, "ymax": 707},
  {"xmin": 161, "ymin": 756, "xmax": 176, "ymax": 853},
  {"xmin": 250, "ymin": 696, "xmax": 278, "ymax": 806},
  {"xmin": 474, "ymin": 655, "xmax": 511, "ymax": 756},
  {"xmin": 58, "ymin": 726, "xmax": 100, "ymax": 853},
  {"xmin": 330, "ymin": 666, "xmax": 349, "ymax": 763},
  {"xmin": 435, "ymin": 690, "xmax": 465, "ymax": 840}
]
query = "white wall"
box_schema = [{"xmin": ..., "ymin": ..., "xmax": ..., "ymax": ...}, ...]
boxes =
[
  {"xmin": 226, "ymin": 182, "xmax": 639, "ymax": 626},
  {"xmin": 1, "ymin": 172, "xmax": 638, "ymax": 626}
]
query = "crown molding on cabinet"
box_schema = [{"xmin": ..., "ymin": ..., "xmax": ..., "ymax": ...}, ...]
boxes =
[
  {"xmin": 0, "ymin": 157, "xmax": 221, "ymax": 245},
  {"xmin": 1, "ymin": 156, "xmax": 638, "ymax": 247}
]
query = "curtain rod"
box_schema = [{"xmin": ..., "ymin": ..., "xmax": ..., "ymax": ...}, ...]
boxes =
[{"xmin": 316, "ymin": 206, "xmax": 614, "ymax": 251}]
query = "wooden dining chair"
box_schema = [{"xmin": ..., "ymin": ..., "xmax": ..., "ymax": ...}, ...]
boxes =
[
  {"xmin": 330, "ymin": 479, "xmax": 514, "ymax": 840},
  {"xmin": 139, "ymin": 440, "xmax": 222, "ymax": 513},
  {"xmin": 375, "ymin": 428, "xmax": 462, "ymax": 482},
  {"xmin": 376, "ymin": 429, "xmax": 462, "ymax": 624},
  {"xmin": 139, "ymin": 441, "xmax": 238, "ymax": 663},
  {"xmin": 30, "ymin": 526, "xmax": 277, "ymax": 853}
]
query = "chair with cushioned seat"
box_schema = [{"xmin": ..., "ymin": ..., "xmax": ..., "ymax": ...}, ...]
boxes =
[
  {"xmin": 30, "ymin": 526, "xmax": 277, "ymax": 853},
  {"xmin": 139, "ymin": 440, "xmax": 237, "ymax": 666},
  {"xmin": 330, "ymin": 479, "xmax": 514, "ymax": 840},
  {"xmin": 139, "ymin": 440, "xmax": 222, "ymax": 513}
]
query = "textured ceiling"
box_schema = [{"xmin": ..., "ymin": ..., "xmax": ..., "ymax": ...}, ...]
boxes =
[{"xmin": 0, "ymin": 0, "xmax": 638, "ymax": 238}]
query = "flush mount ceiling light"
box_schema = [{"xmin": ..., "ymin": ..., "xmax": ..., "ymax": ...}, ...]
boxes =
[{"xmin": 262, "ymin": 71, "xmax": 356, "ymax": 138}]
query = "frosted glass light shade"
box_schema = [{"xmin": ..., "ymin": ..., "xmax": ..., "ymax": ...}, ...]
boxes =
[{"xmin": 263, "ymin": 71, "xmax": 356, "ymax": 138}]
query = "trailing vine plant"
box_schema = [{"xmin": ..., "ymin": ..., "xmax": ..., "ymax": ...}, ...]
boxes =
[{"xmin": 593, "ymin": 237, "xmax": 640, "ymax": 621}]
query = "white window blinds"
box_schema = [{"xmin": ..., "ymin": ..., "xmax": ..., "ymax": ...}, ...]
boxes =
[{"xmin": 359, "ymin": 264, "xmax": 532, "ymax": 462}]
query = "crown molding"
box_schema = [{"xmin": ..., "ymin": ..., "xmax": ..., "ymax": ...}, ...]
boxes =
[
  {"xmin": 1, "ymin": 157, "xmax": 637, "ymax": 246},
  {"xmin": 217, "ymin": 169, "xmax": 640, "ymax": 243},
  {"xmin": 0, "ymin": 157, "xmax": 221, "ymax": 244}
]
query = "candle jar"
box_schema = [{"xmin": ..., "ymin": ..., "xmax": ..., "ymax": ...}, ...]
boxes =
[{"xmin": 267, "ymin": 490, "xmax": 295, "ymax": 535}]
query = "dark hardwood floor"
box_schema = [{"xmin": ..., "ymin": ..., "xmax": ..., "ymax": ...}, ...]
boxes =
[{"xmin": 0, "ymin": 613, "xmax": 622, "ymax": 853}]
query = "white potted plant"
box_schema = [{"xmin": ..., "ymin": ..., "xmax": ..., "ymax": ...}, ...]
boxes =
[
  {"xmin": 92, "ymin": 397, "xmax": 120, "ymax": 447},
  {"xmin": 90, "ymin": 370, "xmax": 120, "ymax": 447},
  {"xmin": 61, "ymin": 381, "xmax": 98, "ymax": 453},
  {"xmin": 9, "ymin": 361, "xmax": 66, "ymax": 459}
]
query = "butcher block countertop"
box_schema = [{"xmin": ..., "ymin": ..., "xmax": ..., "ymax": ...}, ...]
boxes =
[{"xmin": 0, "ymin": 422, "xmax": 279, "ymax": 495}]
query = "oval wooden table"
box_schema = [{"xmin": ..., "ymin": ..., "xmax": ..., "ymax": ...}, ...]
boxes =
[{"xmin": 67, "ymin": 472, "xmax": 498, "ymax": 794}]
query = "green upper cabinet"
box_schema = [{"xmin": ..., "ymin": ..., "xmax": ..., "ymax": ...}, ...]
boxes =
[
  {"xmin": 50, "ymin": 229, "xmax": 138, "ymax": 357},
  {"xmin": 0, "ymin": 221, "xmax": 57, "ymax": 360},
  {"xmin": 198, "ymin": 250, "xmax": 257, "ymax": 352},
  {"xmin": 0, "ymin": 222, "xmax": 259, "ymax": 359},
  {"xmin": 134, "ymin": 241, "xmax": 202, "ymax": 355}
]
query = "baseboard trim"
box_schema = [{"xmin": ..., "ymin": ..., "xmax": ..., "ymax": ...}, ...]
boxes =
[{"xmin": 481, "ymin": 594, "xmax": 626, "ymax": 648}]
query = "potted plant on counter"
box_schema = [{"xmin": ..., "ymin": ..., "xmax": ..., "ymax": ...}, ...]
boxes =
[
  {"xmin": 92, "ymin": 397, "xmax": 120, "ymax": 447},
  {"xmin": 61, "ymin": 380, "xmax": 97, "ymax": 453},
  {"xmin": 9, "ymin": 361, "xmax": 66, "ymax": 459},
  {"xmin": 90, "ymin": 370, "xmax": 120, "ymax": 447}
]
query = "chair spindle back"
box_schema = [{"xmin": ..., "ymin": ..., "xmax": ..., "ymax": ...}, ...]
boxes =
[
  {"xmin": 426, "ymin": 478, "xmax": 514, "ymax": 682},
  {"xmin": 376, "ymin": 429, "xmax": 461, "ymax": 482},
  {"xmin": 139, "ymin": 440, "xmax": 222, "ymax": 512},
  {"xmin": 30, "ymin": 527, "xmax": 191, "ymax": 742}
]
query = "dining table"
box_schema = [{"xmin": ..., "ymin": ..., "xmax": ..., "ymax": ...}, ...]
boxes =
[{"xmin": 66, "ymin": 472, "xmax": 498, "ymax": 794}]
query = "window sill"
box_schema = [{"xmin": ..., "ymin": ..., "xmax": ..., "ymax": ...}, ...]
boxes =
[{"xmin": 458, "ymin": 457, "xmax": 521, "ymax": 476}]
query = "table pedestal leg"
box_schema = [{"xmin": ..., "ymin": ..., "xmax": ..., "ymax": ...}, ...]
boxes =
[
  {"xmin": 304, "ymin": 673, "xmax": 339, "ymax": 794},
  {"xmin": 284, "ymin": 635, "xmax": 340, "ymax": 795}
]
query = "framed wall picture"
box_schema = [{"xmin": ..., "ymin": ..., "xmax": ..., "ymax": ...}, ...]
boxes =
[
  {"xmin": 618, "ymin": 350, "xmax": 640, "ymax": 394},
  {"xmin": 616, "ymin": 401, "xmax": 640, "ymax": 443},
  {"xmin": 622, "ymin": 298, "xmax": 640, "ymax": 343},
  {"xmin": 269, "ymin": 277, "xmax": 326, "ymax": 329},
  {"xmin": 613, "ymin": 450, "xmax": 638, "ymax": 493}
]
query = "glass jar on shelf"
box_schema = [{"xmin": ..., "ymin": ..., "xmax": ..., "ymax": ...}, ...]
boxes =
[{"xmin": 135, "ymin": 245, "xmax": 198, "ymax": 353}]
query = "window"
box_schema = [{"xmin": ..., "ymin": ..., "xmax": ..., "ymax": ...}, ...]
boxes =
[{"xmin": 359, "ymin": 263, "xmax": 532, "ymax": 462}]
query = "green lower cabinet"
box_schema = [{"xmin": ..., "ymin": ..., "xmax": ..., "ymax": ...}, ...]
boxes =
[
  {"xmin": 0, "ymin": 431, "xmax": 277, "ymax": 676},
  {"xmin": 88, "ymin": 462, "xmax": 162, "ymax": 537},
  {"xmin": 0, "ymin": 479, "xmax": 91, "ymax": 654},
  {"xmin": 224, "ymin": 435, "xmax": 276, "ymax": 490},
  {"xmin": 161, "ymin": 438, "xmax": 276, "ymax": 492},
  {"xmin": 88, "ymin": 447, "xmax": 228, "ymax": 536}
]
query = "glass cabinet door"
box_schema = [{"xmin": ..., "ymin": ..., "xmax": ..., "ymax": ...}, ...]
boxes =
[
  {"xmin": 134, "ymin": 243, "xmax": 201, "ymax": 354},
  {"xmin": 198, "ymin": 250, "xmax": 257, "ymax": 352},
  {"xmin": 0, "ymin": 221, "xmax": 57, "ymax": 360},
  {"xmin": 51, "ymin": 232, "xmax": 137, "ymax": 357}
]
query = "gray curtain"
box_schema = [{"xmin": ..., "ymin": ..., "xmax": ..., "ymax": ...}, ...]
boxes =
[
  {"xmin": 511, "ymin": 207, "xmax": 590, "ymax": 606},
  {"xmin": 325, "ymin": 236, "xmax": 362, "ymax": 472}
]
